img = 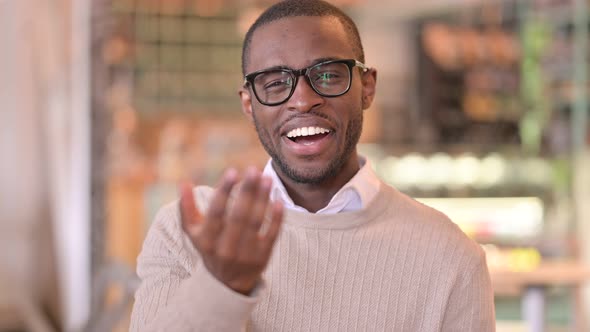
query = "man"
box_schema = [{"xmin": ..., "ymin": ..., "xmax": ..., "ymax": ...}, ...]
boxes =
[{"xmin": 130, "ymin": 1, "xmax": 496, "ymax": 331}]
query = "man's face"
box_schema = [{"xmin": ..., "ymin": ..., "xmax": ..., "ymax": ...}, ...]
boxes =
[{"xmin": 240, "ymin": 16, "xmax": 376, "ymax": 185}]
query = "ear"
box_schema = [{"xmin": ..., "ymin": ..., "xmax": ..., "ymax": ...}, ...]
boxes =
[
  {"xmin": 361, "ymin": 68, "xmax": 377, "ymax": 110},
  {"xmin": 239, "ymin": 87, "xmax": 254, "ymax": 123}
]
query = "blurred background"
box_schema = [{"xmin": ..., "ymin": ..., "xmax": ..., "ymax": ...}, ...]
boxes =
[{"xmin": 1, "ymin": 0, "xmax": 590, "ymax": 331}]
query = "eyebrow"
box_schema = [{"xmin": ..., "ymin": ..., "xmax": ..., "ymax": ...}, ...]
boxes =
[
  {"xmin": 253, "ymin": 57, "xmax": 344, "ymax": 73},
  {"xmin": 311, "ymin": 57, "xmax": 340, "ymax": 65}
]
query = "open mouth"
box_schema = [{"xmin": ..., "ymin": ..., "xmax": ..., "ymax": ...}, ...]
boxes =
[{"xmin": 285, "ymin": 126, "xmax": 331, "ymax": 145}]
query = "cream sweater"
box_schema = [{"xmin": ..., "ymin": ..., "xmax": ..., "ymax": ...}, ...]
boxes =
[{"xmin": 130, "ymin": 184, "xmax": 495, "ymax": 331}]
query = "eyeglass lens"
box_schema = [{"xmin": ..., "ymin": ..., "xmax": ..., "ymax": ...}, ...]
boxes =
[{"xmin": 252, "ymin": 61, "xmax": 352, "ymax": 105}]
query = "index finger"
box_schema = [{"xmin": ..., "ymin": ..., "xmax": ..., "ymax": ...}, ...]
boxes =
[
  {"xmin": 180, "ymin": 182, "xmax": 202, "ymax": 227},
  {"xmin": 206, "ymin": 168, "xmax": 239, "ymax": 221}
]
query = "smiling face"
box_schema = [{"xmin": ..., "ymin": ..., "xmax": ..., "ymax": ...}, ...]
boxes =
[{"xmin": 240, "ymin": 16, "xmax": 376, "ymax": 186}]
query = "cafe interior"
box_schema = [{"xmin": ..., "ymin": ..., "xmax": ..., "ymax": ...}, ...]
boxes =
[{"xmin": 2, "ymin": 0, "xmax": 590, "ymax": 331}]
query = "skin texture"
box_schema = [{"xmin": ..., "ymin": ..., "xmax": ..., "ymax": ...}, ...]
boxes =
[
  {"xmin": 240, "ymin": 16, "xmax": 377, "ymax": 212},
  {"xmin": 180, "ymin": 15, "xmax": 377, "ymax": 295}
]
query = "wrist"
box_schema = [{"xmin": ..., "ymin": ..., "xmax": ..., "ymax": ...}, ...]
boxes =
[{"xmin": 228, "ymin": 279, "xmax": 258, "ymax": 296}]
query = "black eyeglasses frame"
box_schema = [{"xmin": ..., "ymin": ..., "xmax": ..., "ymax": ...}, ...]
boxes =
[{"xmin": 243, "ymin": 59, "xmax": 369, "ymax": 106}]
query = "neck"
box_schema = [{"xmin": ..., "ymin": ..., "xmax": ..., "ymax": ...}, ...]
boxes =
[{"xmin": 273, "ymin": 154, "xmax": 360, "ymax": 213}]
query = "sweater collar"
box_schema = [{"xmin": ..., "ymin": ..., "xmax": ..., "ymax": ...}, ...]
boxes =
[
  {"xmin": 262, "ymin": 156, "xmax": 381, "ymax": 214},
  {"xmin": 281, "ymin": 184, "xmax": 395, "ymax": 230}
]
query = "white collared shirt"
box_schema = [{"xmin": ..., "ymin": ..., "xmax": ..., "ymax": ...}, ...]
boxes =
[{"xmin": 262, "ymin": 157, "xmax": 381, "ymax": 214}]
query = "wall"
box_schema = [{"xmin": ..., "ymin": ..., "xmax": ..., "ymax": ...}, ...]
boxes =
[
  {"xmin": 0, "ymin": 0, "xmax": 58, "ymax": 329},
  {"xmin": 0, "ymin": 0, "xmax": 92, "ymax": 330}
]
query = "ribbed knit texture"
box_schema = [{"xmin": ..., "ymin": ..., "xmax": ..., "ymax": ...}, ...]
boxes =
[{"xmin": 130, "ymin": 184, "xmax": 495, "ymax": 332}]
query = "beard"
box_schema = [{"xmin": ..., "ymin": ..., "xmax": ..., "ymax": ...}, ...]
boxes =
[{"xmin": 252, "ymin": 108, "xmax": 363, "ymax": 185}]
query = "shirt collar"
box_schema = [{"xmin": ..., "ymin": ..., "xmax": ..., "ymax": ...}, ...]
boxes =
[{"xmin": 262, "ymin": 156, "xmax": 381, "ymax": 214}]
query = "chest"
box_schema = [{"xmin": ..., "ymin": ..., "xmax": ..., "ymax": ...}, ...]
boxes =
[{"xmin": 248, "ymin": 227, "xmax": 453, "ymax": 331}]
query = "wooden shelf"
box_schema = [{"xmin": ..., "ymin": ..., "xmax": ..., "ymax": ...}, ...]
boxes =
[{"xmin": 490, "ymin": 260, "xmax": 590, "ymax": 294}]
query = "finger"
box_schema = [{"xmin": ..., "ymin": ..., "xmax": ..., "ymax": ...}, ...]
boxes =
[
  {"xmin": 258, "ymin": 201, "xmax": 284, "ymax": 255},
  {"xmin": 238, "ymin": 176, "xmax": 273, "ymax": 250},
  {"xmin": 248, "ymin": 176, "xmax": 273, "ymax": 231},
  {"xmin": 217, "ymin": 167, "xmax": 261, "ymax": 256},
  {"xmin": 179, "ymin": 182, "xmax": 201, "ymax": 231},
  {"xmin": 200, "ymin": 168, "xmax": 239, "ymax": 240}
]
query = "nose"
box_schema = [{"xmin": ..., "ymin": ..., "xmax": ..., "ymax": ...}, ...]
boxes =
[{"xmin": 285, "ymin": 76, "xmax": 324, "ymax": 112}]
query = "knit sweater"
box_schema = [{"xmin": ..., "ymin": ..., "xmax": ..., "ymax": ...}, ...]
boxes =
[{"xmin": 130, "ymin": 183, "xmax": 495, "ymax": 331}]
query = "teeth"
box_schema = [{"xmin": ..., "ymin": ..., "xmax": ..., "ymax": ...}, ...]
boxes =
[{"xmin": 286, "ymin": 126, "xmax": 331, "ymax": 138}]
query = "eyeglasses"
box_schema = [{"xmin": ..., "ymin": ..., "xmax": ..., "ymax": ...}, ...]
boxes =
[{"xmin": 243, "ymin": 59, "xmax": 369, "ymax": 106}]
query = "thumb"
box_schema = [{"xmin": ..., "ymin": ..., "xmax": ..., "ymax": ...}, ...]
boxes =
[{"xmin": 179, "ymin": 182, "xmax": 202, "ymax": 229}]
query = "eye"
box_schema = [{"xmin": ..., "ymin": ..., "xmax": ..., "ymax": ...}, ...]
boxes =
[
  {"xmin": 254, "ymin": 71, "xmax": 293, "ymax": 95},
  {"xmin": 263, "ymin": 77, "xmax": 293, "ymax": 91},
  {"xmin": 314, "ymin": 71, "xmax": 340, "ymax": 82}
]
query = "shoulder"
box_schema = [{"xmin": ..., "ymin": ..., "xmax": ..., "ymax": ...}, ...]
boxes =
[
  {"xmin": 147, "ymin": 185, "xmax": 214, "ymax": 238},
  {"xmin": 379, "ymin": 184, "xmax": 485, "ymax": 265},
  {"xmin": 137, "ymin": 185, "xmax": 215, "ymax": 271}
]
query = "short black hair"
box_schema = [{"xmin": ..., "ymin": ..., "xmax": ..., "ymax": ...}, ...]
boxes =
[{"xmin": 241, "ymin": 0, "xmax": 365, "ymax": 76}]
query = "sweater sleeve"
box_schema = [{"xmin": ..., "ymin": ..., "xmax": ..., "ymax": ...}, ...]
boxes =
[
  {"xmin": 129, "ymin": 200, "xmax": 262, "ymax": 332},
  {"xmin": 441, "ymin": 249, "xmax": 496, "ymax": 332}
]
